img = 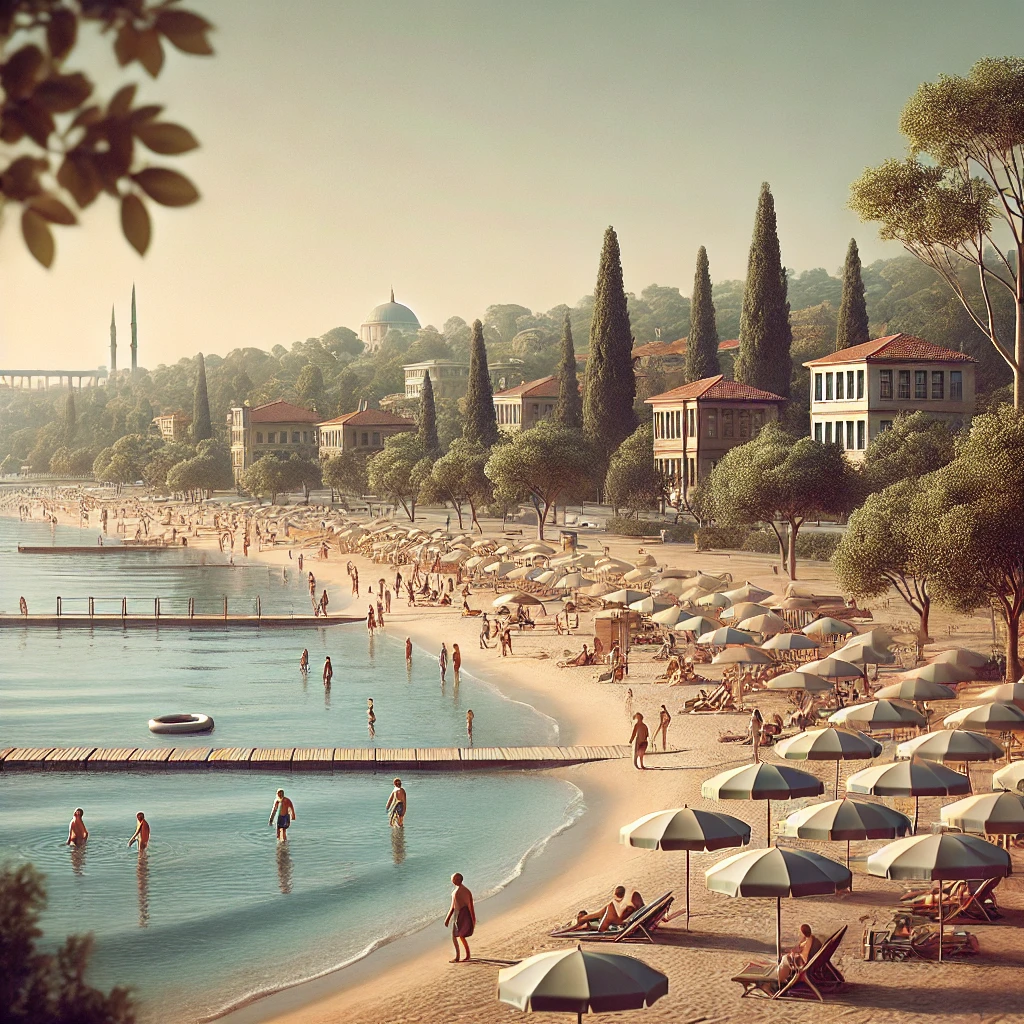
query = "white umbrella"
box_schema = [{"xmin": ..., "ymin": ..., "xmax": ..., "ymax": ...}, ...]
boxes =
[
  {"xmin": 804, "ymin": 656, "xmax": 864, "ymax": 681},
  {"xmin": 722, "ymin": 582, "xmax": 774, "ymax": 604},
  {"xmin": 978, "ymin": 681, "xmax": 1024, "ymax": 706},
  {"xmin": 829, "ymin": 700, "xmax": 926, "ymax": 730},
  {"xmin": 650, "ymin": 578, "xmax": 690, "ymax": 597},
  {"xmin": 494, "ymin": 592, "xmax": 546, "ymax": 609},
  {"xmin": 737, "ymin": 612, "xmax": 789, "ymax": 636},
  {"xmin": 776, "ymin": 727, "xmax": 883, "ymax": 798},
  {"xmin": 940, "ymin": 791, "xmax": 1024, "ymax": 835},
  {"xmin": 872, "ymin": 679, "xmax": 958, "ymax": 702},
  {"xmin": 944, "ymin": 701, "xmax": 1024, "ymax": 733},
  {"xmin": 651, "ymin": 605, "xmax": 685, "ymax": 627},
  {"xmin": 697, "ymin": 627, "xmax": 757, "ymax": 646},
  {"xmin": 992, "ymin": 760, "xmax": 1024, "ymax": 793},
  {"xmin": 720, "ymin": 602, "xmax": 771, "ymax": 622},
  {"xmin": 712, "ymin": 645, "xmax": 773, "ymax": 666},
  {"xmin": 764, "ymin": 670, "xmax": 834, "ymax": 693},
  {"xmin": 803, "ymin": 617, "xmax": 855, "ymax": 637},
  {"xmin": 761, "ymin": 633, "xmax": 821, "ymax": 652},
  {"xmin": 932, "ymin": 648, "xmax": 990, "ymax": 670},
  {"xmin": 695, "ymin": 592, "xmax": 732, "ymax": 609},
  {"xmin": 629, "ymin": 595, "xmax": 675, "ymax": 614}
]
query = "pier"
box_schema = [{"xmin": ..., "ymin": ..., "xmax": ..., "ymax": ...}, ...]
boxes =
[
  {"xmin": 17, "ymin": 544, "xmax": 178, "ymax": 554},
  {"xmin": 0, "ymin": 745, "xmax": 630, "ymax": 771}
]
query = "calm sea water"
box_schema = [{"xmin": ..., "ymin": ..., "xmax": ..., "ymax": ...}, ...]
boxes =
[{"xmin": 0, "ymin": 516, "xmax": 579, "ymax": 1022}]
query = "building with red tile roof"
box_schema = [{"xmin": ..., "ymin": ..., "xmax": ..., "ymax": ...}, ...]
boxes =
[
  {"xmin": 318, "ymin": 407, "xmax": 415, "ymax": 457},
  {"xmin": 227, "ymin": 401, "xmax": 320, "ymax": 482},
  {"xmin": 493, "ymin": 375, "xmax": 562, "ymax": 432}
]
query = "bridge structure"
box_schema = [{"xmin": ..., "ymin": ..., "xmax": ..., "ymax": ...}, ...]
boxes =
[{"xmin": 0, "ymin": 368, "xmax": 108, "ymax": 390}]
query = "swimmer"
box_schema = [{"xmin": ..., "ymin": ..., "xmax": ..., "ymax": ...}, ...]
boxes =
[
  {"xmin": 65, "ymin": 807, "xmax": 88, "ymax": 847},
  {"xmin": 127, "ymin": 811, "xmax": 150, "ymax": 853},
  {"xmin": 299, "ymin": 649, "xmax": 309, "ymax": 673},
  {"xmin": 386, "ymin": 778, "xmax": 407, "ymax": 827},
  {"xmin": 268, "ymin": 789, "xmax": 297, "ymax": 840}
]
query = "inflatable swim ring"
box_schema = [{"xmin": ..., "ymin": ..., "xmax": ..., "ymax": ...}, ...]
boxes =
[{"xmin": 148, "ymin": 713, "xmax": 215, "ymax": 735}]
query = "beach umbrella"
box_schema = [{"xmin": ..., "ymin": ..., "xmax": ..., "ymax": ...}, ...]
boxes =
[
  {"xmin": 556, "ymin": 571, "xmax": 593, "ymax": 591},
  {"xmin": 620, "ymin": 807, "xmax": 751, "ymax": 929},
  {"xmin": 624, "ymin": 567, "xmax": 658, "ymax": 583},
  {"xmin": 677, "ymin": 585, "xmax": 712, "ymax": 603},
  {"xmin": 596, "ymin": 558, "xmax": 635, "ymax": 574},
  {"xmin": 803, "ymin": 617, "xmax": 855, "ymax": 637},
  {"xmin": 505, "ymin": 565, "xmax": 535, "ymax": 580},
  {"xmin": 535, "ymin": 569, "xmax": 564, "ymax": 586},
  {"xmin": 978, "ymin": 681, "xmax": 1024, "ymax": 707},
  {"xmin": 867, "ymin": 833, "xmax": 1011, "ymax": 959},
  {"xmin": 650, "ymin": 578, "xmax": 689, "ymax": 597},
  {"xmin": 604, "ymin": 589, "xmax": 649, "ymax": 606},
  {"xmin": 720, "ymin": 602, "xmax": 771, "ymax": 622},
  {"xmin": 933, "ymin": 648, "xmax": 990, "ymax": 670},
  {"xmin": 483, "ymin": 560, "xmax": 516, "ymax": 577},
  {"xmin": 829, "ymin": 700, "xmax": 927, "ymax": 731},
  {"xmin": 672, "ymin": 615, "xmax": 720, "ymax": 636},
  {"xmin": 520, "ymin": 541, "xmax": 556, "ymax": 555},
  {"xmin": 712, "ymin": 645, "xmax": 773, "ymax": 666},
  {"xmin": 696, "ymin": 626, "xmax": 756, "ymax": 646},
  {"xmin": 764, "ymin": 670, "xmax": 834, "ymax": 693},
  {"xmin": 567, "ymin": 553, "xmax": 600, "ymax": 569},
  {"xmin": 834, "ymin": 643, "xmax": 895, "ymax": 666},
  {"xmin": 992, "ymin": 760, "xmax": 1024, "ymax": 793},
  {"xmin": 896, "ymin": 730, "xmax": 1003, "ymax": 790},
  {"xmin": 846, "ymin": 758, "xmax": 971, "ymax": 832},
  {"xmin": 628, "ymin": 594, "xmax": 675, "ymax": 614},
  {"xmin": 705, "ymin": 847, "xmax": 851, "ymax": 961},
  {"xmin": 702, "ymin": 762, "xmax": 824, "ymax": 847},
  {"xmin": 583, "ymin": 582, "xmax": 616, "ymax": 598},
  {"xmin": 778, "ymin": 596, "xmax": 819, "ymax": 612},
  {"xmin": 695, "ymin": 592, "xmax": 732, "ymax": 609},
  {"xmin": 905, "ymin": 662, "xmax": 975, "ymax": 685},
  {"xmin": 872, "ymin": 679, "xmax": 958, "ymax": 702},
  {"xmin": 776, "ymin": 727, "xmax": 883, "ymax": 798},
  {"xmin": 493, "ymin": 592, "xmax": 546, "ymax": 609},
  {"xmin": 635, "ymin": 552, "xmax": 659, "ymax": 567},
  {"xmin": 722, "ymin": 582, "xmax": 774, "ymax": 604},
  {"xmin": 944, "ymin": 701, "xmax": 1024, "ymax": 733},
  {"xmin": 804, "ymin": 656, "xmax": 864, "ymax": 681},
  {"xmin": 941, "ymin": 791, "xmax": 1024, "ymax": 835},
  {"xmin": 651, "ymin": 605, "xmax": 685, "ymax": 627},
  {"xmin": 737, "ymin": 612, "xmax": 789, "ymax": 636},
  {"xmin": 497, "ymin": 947, "xmax": 668, "ymax": 1024},
  {"xmin": 761, "ymin": 633, "xmax": 821, "ymax": 652}
]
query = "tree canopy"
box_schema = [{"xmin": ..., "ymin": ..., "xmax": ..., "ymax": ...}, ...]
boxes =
[
  {"xmin": 191, "ymin": 352, "xmax": 212, "ymax": 441},
  {"xmin": 604, "ymin": 422, "xmax": 662, "ymax": 517},
  {"xmin": 366, "ymin": 432, "xmax": 431, "ymax": 521},
  {"xmin": 422, "ymin": 439, "xmax": 492, "ymax": 532},
  {"xmin": 858, "ymin": 411, "xmax": 958, "ymax": 495},
  {"xmin": 554, "ymin": 311, "xmax": 582, "ymax": 429},
  {"xmin": 322, "ymin": 450, "xmax": 367, "ymax": 501},
  {"xmin": 463, "ymin": 320, "xmax": 498, "ymax": 448}
]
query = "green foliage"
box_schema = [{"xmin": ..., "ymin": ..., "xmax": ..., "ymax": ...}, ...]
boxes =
[
  {"xmin": 191, "ymin": 353, "xmax": 212, "ymax": 441},
  {"xmin": 61, "ymin": 391, "xmax": 76, "ymax": 443},
  {"xmin": 604, "ymin": 423, "xmax": 662, "ymax": 516},
  {"xmin": 859, "ymin": 411, "xmax": 957, "ymax": 495},
  {"xmin": 463, "ymin": 320, "xmax": 499, "ymax": 448},
  {"xmin": 166, "ymin": 439, "xmax": 231, "ymax": 498},
  {"xmin": 0, "ymin": 861, "xmax": 135, "ymax": 1024},
  {"xmin": 142, "ymin": 440, "xmax": 194, "ymax": 490},
  {"xmin": 485, "ymin": 423, "xmax": 594, "ymax": 539},
  {"xmin": 93, "ymin": 433, "xmax": 158, "ymax": 484},
  {"xmin": 835, "ymin": 239, "xmax": 869, "ymax": 351},
  {"xmin": 422, "ymin": 440, "xmax": 492, "ymax": 531},
  {"xmin": 695, "ymin": 525, "xmax": 752, "ymax": 551},
  {"xmin": 604, "ymin": 517, "xmax": 695, "ymax": 542},
  {"xmin": 367, "ymin": 432, "xmax": 430, "ymax": 521},
  {"xmin": 0, "ymin": 1, "xmax": 212, "ymax": 266},
  {"xmin": 295, "ymin": 364, "xmax": 325, "ymax": 413},
  {"xmin": 321, "ymin": 451, "xmax": 367, "ymax": 499},
  {"xmin": 554, "ymin": 312, "xmax": 582, "ymax": 430},
  {"xmin": 685, "ymin": 246, "xmax": 720, "ymax": 382},
  {"xmin": 734, "ymin": 183, "xmax": 792, "ymax": 398},
  {"xmin": 583, "ymin": 226, "xmax": 636, "ymax": 466},
  {"xmin": 240, "ymin": 454, "xmax": 288, "ymax": 502},
  {"xmin": 417, "ymin": 370, "xmax": 440, "ymax": 457}
]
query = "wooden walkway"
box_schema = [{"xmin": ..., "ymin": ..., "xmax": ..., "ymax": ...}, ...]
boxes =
[
  {"xmin": 17, "ymin": 544, "xmax": 175, "ymax": 554},
  {"xmin": 0, "ymin": 614, "xmax": 361, "ymax": 629},
  {"xmin": 0, "ymin": 745, "xmax": 630, "ymax": 772}
]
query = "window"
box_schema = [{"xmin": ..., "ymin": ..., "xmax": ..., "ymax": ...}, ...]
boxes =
[
  {"xmin": 707, "ymin": 411, "xmax": 717, "ymax": 438},
  {"xmin": 687, "ymin": 408, "xmax": 696, "ymax": 436},
  {"xmin": 532, "ymin": 404, "xmax": 539, "ymax": 414},
  {"xmin": 898, "ymin": 371, "xmax": 911, "ymax": 399},
  {"xmin": 846, "ymin": 421, "xmax": 854, "ymax": 450},
  {"xmin": 825, "ymin": 373, "xmax": 834, "ymax": 400},
  {"xmin": 738, "ymin": 410, "xmax": 750, "ymax": 439},
  {"xmin": 814, "ymin": 422, "xmax": 822, "ymax": 442},
  {"xmin": 857, "ymin": 420, "xmax": 865, "ymax": 450},
  {"xmin": 723, "ymin": 410, "xmax": 734, "ymax": 437},
  {"xmin": 950, "ymin": 370, "xmax": 963, "ymax": 400},
  {"xmin": 847, "ymin": 371, "xmax": 855, "ymax": 398},
  {"xmin": 879, "ymin": 420, "xmax": 893, "ymax": 433},
  {"xmin": 292, "ymin": 431, "xmax": 300, "ymax": 444},
  {"xmin": 256, "ymin": 432, "xmax": 263, "ymax": 444},
  {"xmin": 675, "ymin": 410, "xmax": 682, "ymax": 438},
  {"xmin": 372, "ymin": 432, "xmax": 380, "ymax": 446},
  {"xmin": 302, "ymin": 431, "xmax": 308, "ymax": 443},
  {"xmin": 835, "ymin": 373, "xmax": 844, "ymax": 400},
  {"xmin": 825, "ymin": 421, "xmax": 833, "ymax": 443},
  {"xmin": 915, "ymin": 370, "xmax": 927, "ymax": 399},
  {"xmin": 814, "ymin": 373, "xmax": 823, "ymax": 401},
  {"xmin": 857, "ymin": 369, "xmax": 865, "ymax": 399},
  {"xmin": 752, "ymin": 410, "xmax": 764, "ymax": 432},
  {"xmin": 688, "ymin": 457, "xmax": 696, "ymax": 484},
  {"xmin": 931, "ymin": 371, "xmax": 944, "ymax": 399},
  {"xmin": 879, "ymin": 370, "xmax": 893, "ymax": 399},
  {"xmin": 361, "ymin": 432, "xmax": 368, "ymax": 446}
]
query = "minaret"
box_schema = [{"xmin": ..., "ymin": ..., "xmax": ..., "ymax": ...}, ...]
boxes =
[
  {"xmin": 109, "ymin": 305, "xmax": 117, "ymax": 373},
  {"xmin": 130, "ymin": 284, "xmax": 138, "ymax": 373},
  {"xmin": 390, "ymin": 286, "xmax": 395, "ymax": 303}
]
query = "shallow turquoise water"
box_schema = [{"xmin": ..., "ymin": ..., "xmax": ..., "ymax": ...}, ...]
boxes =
[{"xmin": 0, "ymin": 516, "xmax": 578, "ymax": 1022}]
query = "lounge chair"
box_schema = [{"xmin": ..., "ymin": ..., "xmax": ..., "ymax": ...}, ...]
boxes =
[
  {"xmin": 864, "ymin": 913, "xmax": 978, "ymax": 961},
  {"xmin": 550, "ymin": 891, "xmax": 674, "ymax": 943},
  {"xmin": 732, "ymin": 925, "xmax": 848, "ymax": 1000},
  {"xmin": 900, "ymin": 877, "xmax": 1002, "ymax": 924}
]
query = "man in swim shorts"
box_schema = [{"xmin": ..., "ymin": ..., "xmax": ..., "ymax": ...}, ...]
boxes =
[
  {"xmin": 65, "ymin": 807, "xmax": 88, "ymax": 847},
  {"xmin": 444, "ymin": 872, "xmax": 476, "ymax": 962},
  {"xmin": 629, "ymin": 712, "xmax": 650, "ymax": 770},
  {"xmin": 128, "ymin": 811, "xmax": 150, "ymax": 853},
  {"xmin": 269, "ymin": 789, "xmax": 297, "ymax": 840},
  {"xmin": 386, "ymin": 778, "xmax": 407, "ymax": 827}
]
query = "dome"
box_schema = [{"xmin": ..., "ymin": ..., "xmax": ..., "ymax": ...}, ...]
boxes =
[{"xmin": 363, "ymin": 291, "xmax": 420, "ymax": 328}]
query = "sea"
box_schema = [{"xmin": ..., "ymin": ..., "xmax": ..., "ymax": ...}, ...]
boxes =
[{"xmin": 0, "ymin": 515, "xmax": 582, "ymax": 1022}]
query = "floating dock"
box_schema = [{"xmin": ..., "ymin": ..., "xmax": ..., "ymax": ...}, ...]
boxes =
[
  {"xmin": 17, "ymin": 544, "xmax": 177, "ymax": 554},
  {"xmin": 0, "ymin": 614, "xmax": 361, "ymax": 629},
  {"xmin": 0, "ymin": 745, "xmax": 630, "ymax": 772}
]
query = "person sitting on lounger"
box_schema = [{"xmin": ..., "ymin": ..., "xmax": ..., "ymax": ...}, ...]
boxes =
[
  {"xmin": 568, "ymin": 644, "xmax": 591, "ymax": 667},
  {"xmin": 571, "ymin": 886, "xmax": 644, "ymax": 931},
  {"xmin": 777, "ymin": 924, "xmax": 821, "ymax": 985}
]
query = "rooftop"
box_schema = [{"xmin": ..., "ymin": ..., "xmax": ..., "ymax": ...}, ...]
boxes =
[
  {"xmin": 362, "ymin": 290, "xmax": 420, "ymax": 328},
  {"xmin": 803, "ymin": 334, "xmax": 977, "ymax": 367},
  {"xmin": 493, "ymin": 375, "xmax": 560, "ymax": 399},
  {"xmin": 318, "ymin": 409, "xmax": 415, "ymax": 428},
  {"xmin": 249, "ymin": 400, "xmax": 320, "ymax": 424},
  {"xmin": 646, "ymin": 375, "xmax": 786, "ymax": 404},
  {"xmin": 631, "ymin": 337, "xmax": 739, "ymax": 359}
]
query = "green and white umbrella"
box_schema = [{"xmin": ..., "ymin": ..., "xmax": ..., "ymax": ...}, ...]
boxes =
[
  {"xmin": 620, "ymin": 807, "xmax": 751, "ymax": 929},
  {"xmin": 497, "ymin": 947, "xmax": 668, "ymax": 1024},
  {"xmin": 804, "ymin": 656, "xmax": 864, "ymax": 681},
  {"xmin": 697, "ymin": 626, "xmax": 756, "ymax": 646},
  {"xmin": 604, "ymin": 589, "xmax": 649, "ymax": 606},
  {"xmin": 761, "ymin": 633, "xmax": 821, "ymax": 652},
  {"xmin": 896, "ymin": 729, "xmax": 1003, "ymax": 764},
  {"xmin": 846, "ymin": 758, "xmax": 971, "ymax": 832},
  {"xmin": 629, "ymin": 594, "xmax": 675, "ymax": 614},
  {"xmin": 992, "ymin": 760, "xmax": 1024, "ymax": 793},
  {"xmin": 672, "ymin": 615, "xmax": 720, "ymax": 635},
  {"xmin": 940, "ymin": 791, "xmax": 1024, "ymax": 835},
  {"xmin": 711, "ymin": 645, "xmax": 773, "ymax": 666},
  {"xmin": 944, "ymin": 701, "xmax": 1024, "ymax": 733},
  {"xmin": 834, "ymin": 642, "xmax": 895, "ymax": 666},
  {"xmin": 764, "ymin": 670, "xmax": 833, "ymax": 693},
  {"xmin": 933, "ymin": 647, "xmax": 990, "ymax": 670},
  {"xmin": 803, "ymin": 617, "xmax": 855, "ymax": 637},
  {"xmin": 695, "ymin": 591, "xmax": 732, "ymax": 609},
  {"xmin": 904, "ymin": 662, "xmax": 975, "ymax": 686},
  {"xmin": 872, "ymin": 679, "xmax": 957, "ymax": 702},
  {"xmin": 720, "ymin": 602, "xmax": 771, "ymax": 622},
  {"xmin": 651, "ymin": 605, "xmax": 685, "ymax": 627},
  {"xmin": 867, "ymin": 833, "xmax": 1011, "ymax": 960},
  {"xmin": 737, "ymin": 612, "xmax": 790, "ymax": 636},
  {"xmin": 978, "ymin": 681, "xmax": 1024, "ymax": 707},
  {"xmin": 776, "ymin": 727, "xmax": 882, "ymax": 798},
  {"xmin": 722, "ymin": 582, "xmax": 775, "ymax": 604},
  {"xmin": 705, "ymin": 846, "xmax": 851, "ymax": 961},
  {"xmin": 829, "ymin": 699, "xmax": 926, "ymax": 731}
]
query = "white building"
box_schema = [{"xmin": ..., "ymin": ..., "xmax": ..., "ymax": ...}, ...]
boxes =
[{"xmin": 359, "ymin": 290, "xmax": 421, "ymax": 351}]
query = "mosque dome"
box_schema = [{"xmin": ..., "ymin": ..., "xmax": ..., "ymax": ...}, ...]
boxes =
[{"xmin": 360, "ymin": 290, "xmax": 420, "ymax": 350}]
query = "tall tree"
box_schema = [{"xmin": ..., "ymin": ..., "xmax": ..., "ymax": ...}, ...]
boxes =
[
  {"xmin": 835, "ymin": 238, "xmax": 869, "ymax": 351},
  {"xmin": 418, "ymin": 370, "xmax": 440, "ymax": 456},
  {"xmin": 554, "ymin": 312, "xmax": 582, "ymax": 429},
  {"xmin": 850, "ymin": 57, "xmax": 1024, "ymax": 408},
  {"xmin": 734, "ymin": 184, "xmax": 792, "ymax": 397},
  {"xmin": 463, "ymin": 319, "xmax": 499, "ymax": 447},
  {"xmin": 296, "ymin": 364, "xmax": 325, "ymax": 412},
  {"xmin": 192, "ymin": 352, "xmax": 212, "ymax": 441},
  {"xmin": 583, "ymin": 226, "xmax": 636, "ymax": 464},
  {"xmin": 604, "ymin": 423, "xmax": 662, "ymax": 517},
  {"xmin": 685, "ymin": 246, "xmax": 720, "ymax": 382}
]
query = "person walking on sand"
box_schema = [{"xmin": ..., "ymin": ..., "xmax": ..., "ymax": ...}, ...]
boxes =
[
  {"xmin": 319, "ymin": 589, "xmax": 329, "ymax": 617},
  {"xmin": 439, "ymin": 643, "xmax": 449, "ymax": 684},
  {"xmin": 386, "ymin": 778, "xmax": 407, "ymax": 827},
  {"xmin": 452, "ymin": 643, "xmax": 461, "ymax": 684},
  {"xmin": 657, "ymin": 704, "xmax": 671, "ymax": 752},
  {"xmin": 624, "ymin": 687, "xmax": 634, "ymax": 722},
  {"xmin": 65, "ymin": 807, "xmax": 88, "ymax": 847},
  {"xmin": 128, "ymin": 812, "xmax": 150, "ymax": 853},
  {"xmin": 269, "ymin": 789, "xmax": 297, "ymax": 840},
  {"xmin": 444, "ymin": 873, "xmax": 476, "ymax": 963},
  {"xmin": 466, "ymin": 709, "xmax": 474, "ymax": 743},
  {"xmin": 629, "ymin": 713, "xmax": 649, "ymax": 770},
  {"xmin": 377, "ymin": 598, "xmax": 385, "ymax": 627},
  {"xmin": 299, "ymin": 649, "xmax": 309, "ymax": 673},
  {"xmin": 323, "ymin": 656, "xmax": 333, "ymax": 687},
  {"xmin": 749, "ymin": 708, "xmax": 764, "ymax": 763},
  {"xmin": 405, "ymin": 636, "xmax": 413, "ymax": 663},
  {"xmin": 479, "ymin": 614, "xmax": 491, "ymax": 650}
]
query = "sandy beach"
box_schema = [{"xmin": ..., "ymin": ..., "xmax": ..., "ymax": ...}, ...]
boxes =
[{"xmin": 5, "ymin": 493, "xmax": 1022, "ymax": 1024}]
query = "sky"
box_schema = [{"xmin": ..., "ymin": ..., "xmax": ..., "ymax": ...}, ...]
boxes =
[{"xmin": 1, "ymin": 0, "xmax": 1022, "ymax": 369}]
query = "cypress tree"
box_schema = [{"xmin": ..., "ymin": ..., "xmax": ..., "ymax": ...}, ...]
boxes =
[
  {"xmin": 192, "ymin": 352, "xmax": 212, "ymax": 441},
  {"xmin": 734, "ymin": 183, "xmax": 792, "ymax": 397},
  {"xmin": 836, "ymin": 237, "xmax": 870, "ymax": 351},
  {"xmin": 418, "ymin": 370, "xmax": 440, "ymax": 456},
  {"xmin": 583, "ymin": 226, "xmax": 636, "ymax": 463},
  {"xmin": 554, "ymin": 311, "xmax": 582, "ymax": 429},
  {"xmin": 685, "ymin": 246, "xmax": 720, "ymax": 382},
  {"xmin": 463, "ymin": 319, "xmax": 499, "ymax": 448}
]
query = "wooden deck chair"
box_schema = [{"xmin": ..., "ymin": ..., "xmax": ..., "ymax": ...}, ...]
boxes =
[
  {"xmin": 732, "ymin": 926, "xmax": 848, "ymax": 1000},
  {"xmin": 906, "ymin": 877, "xmax": 1002, "ymax": 924},
  {"xmin": 550, "ymin": 891, "xmax": 674, "ymax": 943}
]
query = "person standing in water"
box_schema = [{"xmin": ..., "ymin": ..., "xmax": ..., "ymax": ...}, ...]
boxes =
[
  {"xmin": 269, "ymin": 789, "xmax": 297, "ymax": 840},
  {"xmin": 299, "ymin": 649, "xmax": 309, "ymax": 674},
  {"xmin": 323, "ymin": 656, "xmax": 333, "ymax": 687},
  {"xmin": 444, "ymin": 873, "xmax": 476, "ymax": 963},
  {"xmin": 386, "ymin": 778, "xmax": 407, "ymax": 827},
  {"xmin": 439, "ymin": 643, "xmax": 448, "ymax": 684},
  {"xmin": 405, "ymin": 637, "xmax": 413, "ymax": 663},
  {"xmin": 65, "ymin": 807, "xmax": 88, "ymax": 847},
  {"xmin": 128, "ymin": 812, "xmax": 150, "ymax": 853},
  {"xmin": 367, "ymin": 698, "xmax": 376, "ymax": 736},
  {"xmin": 452, "ymin": 643, "xmax": 462, "ymax": 685},
  {"xmin": 466, "ymin": 709, "xmax": 475, "ymax": 743},
  {"xmin": 367, "ymin": 605, "xmax": 376, "ymax": 634}
]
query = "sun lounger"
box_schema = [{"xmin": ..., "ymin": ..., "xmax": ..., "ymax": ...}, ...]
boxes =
[
  {"xmin": 865, "ymin": 914, "xmax": 979, "ymax": 960},
  {"xmin": 900, "ymin": 877, "xmax": 1002, "ymax": 923},
  {"xmin": 732, "ymin": 925, "xmax": 848, "ymax": 1000},
  {"xmin": 550, "ymin": 891, "xmax": 674, "ymax": 943}
]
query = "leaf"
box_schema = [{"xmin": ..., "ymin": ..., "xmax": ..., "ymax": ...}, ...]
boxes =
[
  {"xmin": 114, "ymin": 23, "xmax": 140, "ymax": 67},
  {"xmin": 57, "ymin": 152, "xmax": 102, "ymax": 208},
  {"xmin": 71, "ymin": 105, "xmax": 103, "ymax": 128},
  {"xmin": 120, "ymin": 193, "xmax": 151, "ymax": 255},
  {"xmin": 135, "ymin": 121, "xmax": 198, "ymax": 154},
  {"xmin": 108, "ymin": 84, "xmax": 137, "ymax": 117},
  {"xmin": 35, "ymin": 72, "xmax": 93, "ymax": 113},
  {"xmin": 29, "ymin": 194, "xmax": 77, "ymax": 225},
  {"xmin": 130, "ymin": 104, "xmax": 165, "ymax": 124},
  {"xmin": 0, "ymin": 156, "xmax": 48, "ymax": 200},
  {"xmin": 47, "ymin": 9, "xmax": 78, "ymax": 62},
  {"xmin": 10, "ymin": 100, "xmax": 56, "ymax": 146},
  {"xmin": 136, "ymin": 29, "xmax": 165, "ymax": 77},
  {"xmin": 133, "ymin": 167, "xmax": 199, "ymax": 206},
  {"xmin": 155, "ymin": 9, "xmax": 214, "ymax": 55},
  {"xmin": 1, "ymin": 44, "xmax": 45, "ymax": 99},
  {"xmin": 22, "ymin": 209, "xmax": 55, "ymax": 268}
]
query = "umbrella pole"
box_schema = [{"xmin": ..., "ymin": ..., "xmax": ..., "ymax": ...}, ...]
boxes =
[
  {"xmin": 685, "ymin": 849, "xmax": 691, "ymax": 931},
  {"xmin": 766, "ymin": 801, "xmax": 772, "ymax": 847},
  {"xmin": 938, "ymin": 880, "xmax": 943, "ymax": 962},
  {"xmin": 847, "ymin": 839, "xmax": 853, "ymax": 891},
  {"xmin": 835, "ymin": 760, "xmax": 840, "ymax": 800},
  {"xmin": 776, "ymin": 896, "xmax": 782, "ymax": 963},
  {"xmin": 914, "ymin": 796, "xmax": 919, "ymax": 834}
]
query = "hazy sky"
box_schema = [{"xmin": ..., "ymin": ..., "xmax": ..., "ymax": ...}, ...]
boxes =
[{"xmin": 2, "ymin": 0, "xmax": 1021, "ymax": 369}]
